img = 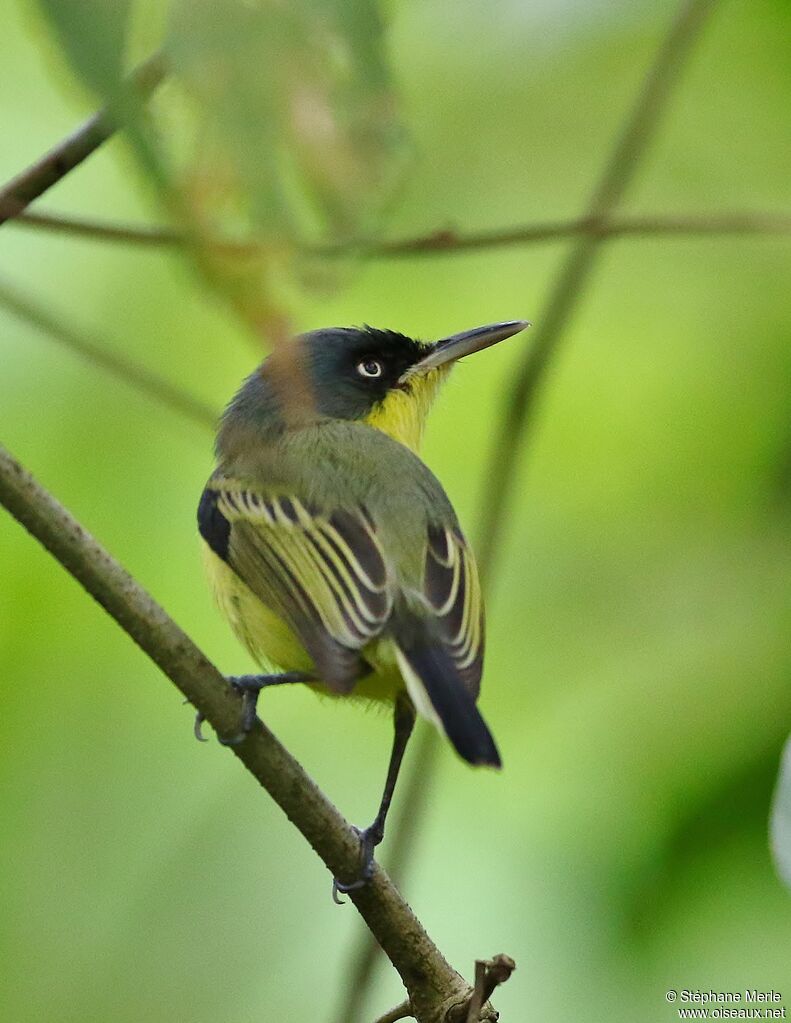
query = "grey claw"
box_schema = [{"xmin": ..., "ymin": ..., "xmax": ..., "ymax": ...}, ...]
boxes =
[
  {"xmin": 331, "ymin": 825, "xmax": 377, "ymax": 903},
  {"xmin": 194, "ymin": 711, "xmax": 209, "ymax": 743},
  {"xmin": 194, "ymin": 709, "xmax": 244, "ymax": 745}
]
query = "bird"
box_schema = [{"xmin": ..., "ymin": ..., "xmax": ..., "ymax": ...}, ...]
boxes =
[{"xmin": 197, "ymin": 319, "xmax": 529, "ymax": 899}]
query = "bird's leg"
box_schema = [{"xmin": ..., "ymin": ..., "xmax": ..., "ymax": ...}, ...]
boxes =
[
  {"xmin": 193, "ymin": 671, "xmax": 314, "ymax": 744},
  {"xmin": 332, "ymin": 695, "xmax": 416, "ymax": 904}
]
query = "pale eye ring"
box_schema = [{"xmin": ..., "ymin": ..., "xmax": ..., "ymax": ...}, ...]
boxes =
[{"xmin": 357, "ymin": 358, "xmax": 383, "ymax": 378}]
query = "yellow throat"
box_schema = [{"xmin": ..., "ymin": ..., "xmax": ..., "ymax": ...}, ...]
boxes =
[{"xmin": 362, "ymin": 367, "xmax": 448, "ymax": 453}]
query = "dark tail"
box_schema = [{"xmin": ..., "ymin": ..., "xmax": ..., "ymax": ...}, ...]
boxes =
[{"xmin": 393, "ymin": 619, "xmax": 501, "ymax": 768}]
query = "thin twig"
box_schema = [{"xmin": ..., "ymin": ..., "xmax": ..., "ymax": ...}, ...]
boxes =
[
  {"xmin": 460, "ymin": 956, "xmax": 516, "ymax": 1023},
  {"xmin": 0, "ymin": 54, "xmax": 165, "ymax": 227},
  {"xmin": 10, "ymin": 207, "xmax": 791, "ymax": 256},
  {"xmin": 0, "ymin": 278, "xmax": 217, "ymax": 431},
  {"xmin": 477, "ymin": 0, "xmax": 720, "ymax": 580},
  {"xmin": 0, "ymin": 445, "xmax": 476, "ymax": 1023},
  {"xmin": 464, "ymin": 962, "xmax": 488, "ymax": 1023},
  {"xmin": 476, "ymin": 956, "xmax": 516, "ymax": 1007}
]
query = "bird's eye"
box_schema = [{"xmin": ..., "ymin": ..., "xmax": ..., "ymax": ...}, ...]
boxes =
[{"xmin": 357, "ymin": 359, "xmax": 383, "ymax": 379}]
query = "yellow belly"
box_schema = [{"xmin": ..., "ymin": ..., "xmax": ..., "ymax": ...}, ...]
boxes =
[{"xmin": 202, "ymin": 541, "xmax": 403, "ymax": 706}]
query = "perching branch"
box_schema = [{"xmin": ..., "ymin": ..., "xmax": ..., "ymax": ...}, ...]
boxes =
[
  {"xmin": 11, "ymin": 206, "xmax": 791, "ymax": 256},
  {"xmin": 0, "ymin": 54, "xmax": 165, "ymax": 226},
  {"xmin": 0, "ymin": 443, "xmax": 507, "ymax": 1023},
  {"xmin": 476, "ymin": 0, "xmax": 721, "ymax": 579},
  {"xmin": 0, "ymin": 277, "xmax": 216, "ymax": 431}
]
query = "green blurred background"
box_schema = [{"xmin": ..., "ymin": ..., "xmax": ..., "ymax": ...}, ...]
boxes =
[{"xmin": 1, "ymin": 0, "xmax": 790, "ymax": 1020}]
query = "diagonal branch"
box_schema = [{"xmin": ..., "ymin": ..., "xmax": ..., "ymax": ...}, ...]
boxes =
[
  {"xmin": 0, "ymin": 277, "xmax": 216, "ymax": 430},
  {"xmin": 0, "ymin": 444, "xmax": 485, "ymax": 1023},
  {"xmin": 0, "ymin": 54, "xmax": 165, "ymax": 227},
  {"xmin": 476, "ymin": 0, "xmax": 720, "ymax": 579},
  {"xmin": 10, "ymin": 207, "xmax": 791, "ymax": 255}
]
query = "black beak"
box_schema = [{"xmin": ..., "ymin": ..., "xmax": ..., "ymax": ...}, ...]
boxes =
[{"xmin": 409, "ymin": 319, "xmax": 530, "ymax": 376}]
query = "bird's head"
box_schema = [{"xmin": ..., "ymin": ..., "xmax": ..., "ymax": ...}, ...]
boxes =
[{"xmin": 218, "ymin": 320, "xmax": 529, "ymax": 456}]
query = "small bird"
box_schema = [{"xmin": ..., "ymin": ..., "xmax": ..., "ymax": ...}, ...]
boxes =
[{"xmin": 197, "ymin": 319, "xmax": 529, "ymax": 898}]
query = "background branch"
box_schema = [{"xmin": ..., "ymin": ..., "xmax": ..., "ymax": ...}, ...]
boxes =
[
  {"xmin": 0, "ymin": 443, "xmax": 485, "ymax": 1023},
  {"xmin": 0, "ymin": 54, "xmax": 165, "ymax": 226},
  {"xmin": 0, "ymin": 277, "xmax": 216, "ymax": 430},
  {"xmin": 354, "ymin": 210, "xmax": 791, "ymax": 256},
  {"xmin": 11, "ymin": 206, "xmax": 791, "ymax": 256}
]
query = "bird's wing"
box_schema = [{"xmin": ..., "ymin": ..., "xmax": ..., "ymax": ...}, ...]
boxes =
[
  {"xmin": 421, "ymin": 523, "xmax": 485, "ymax": 696},
  {"xmin": 199, "ymin": 484, "xmax": 393, "ymax": 691},
  {"xmin": 388, "ymin": 521, "xmax": 494, "ymax": 765}
]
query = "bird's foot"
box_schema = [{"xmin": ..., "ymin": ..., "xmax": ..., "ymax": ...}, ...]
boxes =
[
  {"xmin": 331, "ymin": 822, "xmax": 384, "ymax": 904},
  {"xmin": 216, "ymin": 674, "xmax": 269, "ymax": 746},
  {"xmin": 193, "ymin": 672, "xmax": 312, "ymax": 745}
]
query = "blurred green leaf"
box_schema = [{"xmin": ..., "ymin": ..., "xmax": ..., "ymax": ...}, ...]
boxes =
[
  {"xmin": 166, "ymin": 0, "xmax": 409, "ymax": 242},
  {"xmin": 36, "ymin": 0, "xmax": 134, "ymax": 94},
  {"xmin": 36, "ymin": 0, "xmax": 410, "ymax": 336}
]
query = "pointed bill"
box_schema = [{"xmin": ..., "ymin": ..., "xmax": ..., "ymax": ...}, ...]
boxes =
[{"xmin": 409, "ymin": 319, "xmax": 530, "ymax": 377}]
